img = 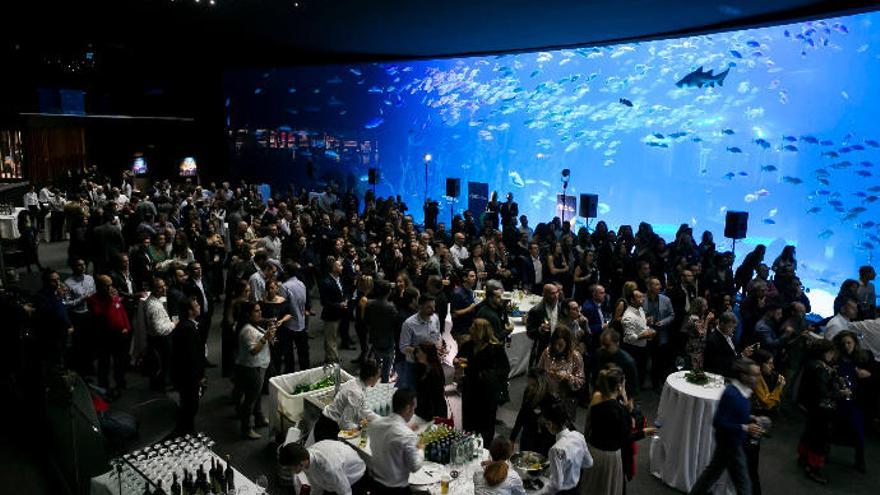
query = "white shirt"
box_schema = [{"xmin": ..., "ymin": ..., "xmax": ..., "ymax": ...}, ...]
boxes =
[
  {"xmin": 622, "ymin": 305, "xmax": 650, "ymax": 348},
  {"xmin": 259, "ymin": 235, "xmax": 282, "ymax": 260},
  {"xmin": 23, "ymin": 191, "xmax": 39, "ymax": 207},
  {"xmin": 237, "ymin": 323, "xmax": 271, "ymax": 368},
  {"xmin": 849, "ymin": 318, "xmax": 880, "ymax": 361},
  {"xmin": 282, "ymin": 276, "xmax": 308, "ymax": 332},
  {"xmin": 144, "ymin": 296, "xmax": 176, "ymax": 337},
  {"xmin": 38, "ymin": 187, "xmax": 55, "ymax": 204},
  {"xmin": 546, "ymin": 303, "xmax": 558, "ymax": 333},
  {"xmin": 824, "ymin": 314, "xmax": 851, "ymax": 341},
  {"xmin": 548, "ymin": 428, "xmax": 592, "ymax": 491},
  {"xmin": 450, "ymin": 243, "xmax": 469, "ymax": 268},
  {"xmin": 472, "ymin": 461, "xmax": 526, "ymax": 495},
  {"xmin": 305, "ymin": 440, "xmax": 366, "ymax": 495},
  {"xmin": 531, "ymin": 255, "xmax": 543, "ymax": 285},
  {"xmin": 368, "ymin": 413, "xmax": 424, "ymax": 488},
  {"xmin": 192, "ymin": 277, "xmax": 209, "ymax": 310},
  {"xmin": 322, "ymin": 378, "xmax": 380, "ymax": 430},
  {"xmin": 64, "ymin": 274, "xmax": 96, "ymax": 314}
]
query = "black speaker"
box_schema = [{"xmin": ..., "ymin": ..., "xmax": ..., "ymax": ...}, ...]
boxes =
[
  {"xmin": 579, "ymin": 194, "xmax": 598, "ymax": 218},
  {"xmin": 725, "ymin": 211, "xmax": 749, "ymax": 239},
  {"xmin": 368, "ymin": 168, "xmax": 379, "ymax": 185},
  {"xmin": 446, "ymin": 178, "xmax": 461, "ymax": 197}
]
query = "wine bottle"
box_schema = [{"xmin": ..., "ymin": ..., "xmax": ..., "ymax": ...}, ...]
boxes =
[
  {"xmin": 171, "ymin": 473, "xmax": 181, "ymax": 495},
  {"xmin": 224, "ymin": 455, "xmax": 235, "ymax": 492},
  {"xmin": 142, "ymin": 482, "xmax": 153, "ymax": 495},
  {"xmin": 155, "ymin": 480, "xmax": 164, "ymax": 495}
]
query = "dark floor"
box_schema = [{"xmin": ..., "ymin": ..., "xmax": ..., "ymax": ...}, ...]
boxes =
[{"xmin": 4, "ymin": 240, "xmax": 879, "ymax": 494}]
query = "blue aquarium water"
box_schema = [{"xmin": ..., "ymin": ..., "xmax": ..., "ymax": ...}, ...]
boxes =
[{"xmin": 225, "ymin": 12, "xmax": 880, "ymax": 316}]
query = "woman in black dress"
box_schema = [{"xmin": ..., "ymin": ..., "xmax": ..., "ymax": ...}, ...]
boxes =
[
  {"xmin": 456, "ymin": 318, "xmax": 511, "ymax": 446},
  {"xmin": 797, "ymin": 339, "xmax": 849, "ymax": 484},
  {"xmin": 510, "ymin": 368, "xmax": 558, "ymax": 456},
  {"xmin": 260, "ymin": 279, "xmax": 291, "ymax": 392},
  {"xmin": 413, "ymin": 342, "xmax": 448, "ymax": 421},
  {"xmin": 573, "ymin": 249, "xmax": 599, "ymax": 305}
]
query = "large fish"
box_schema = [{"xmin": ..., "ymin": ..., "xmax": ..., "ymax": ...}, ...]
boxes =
[{"xmin": 675, "ymin": 66, "xmax": 731, "ymax": 88}]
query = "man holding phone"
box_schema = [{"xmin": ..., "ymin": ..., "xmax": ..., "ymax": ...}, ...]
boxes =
[{"xmin": 704, "ymin": 312, "xmax": 755, "ymax": 377}]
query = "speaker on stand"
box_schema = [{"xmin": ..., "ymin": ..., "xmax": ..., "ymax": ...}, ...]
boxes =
[
  {"xmin": 724, "ymin": 211, "xmax": 749, "ymax": 256},
  {"xmin": 445, "ymin": 178, "xmax": 461, "ymax": 224},
  {"xmin": 368, "ymin": 168, "xmax": 379, "ymax": 195},
  {"xmin": 579, "ymin": 193, "xmax": 599, "ymax": 231}
]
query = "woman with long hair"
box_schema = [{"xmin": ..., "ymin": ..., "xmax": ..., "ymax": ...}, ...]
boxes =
[
  {"xmin": 222, "ymin": 279, "xmax": 251, "ymax": 377},
  {"xmin": 457, "ymin": 318, "xmax": 511, "ymax": 446},
  {"xmin": 413, "ymin": 342, "xmax": 448, "ymax": 420},
  {"xmin": 537, "ymin": 326, "xmax": 585, "ymax": 420},
  {"xmin": 582, "ymin": 367, "xmax": 654, "ymax": 495},
  {"xmin": 734, "ymin": 244, "xmax": 766, "ymax": 294},
  {"xmin": 260, "ymin": 279, "xmax": 292, "ymax": 390},
  {"xmin": 797, "ymin": 339, "xmax": 849, "ymax": 484},
  {"xmin": 233, "ymin": 302, "xmax": 275, "ymax": 439},
  {"xmin": 832, "ymin": 330, "xmax": 872, "ymax": 473},
  {"xmin": 682, "ymin": 297, "xmax": 713, "ymax": 370},
  {"xmin": 546, "ymin": 241, "xmax": 571, "ymax": 297},
  {"xmin": 473, "ymin": 437, "xmax": 526, "ymax": 494},
  {"xmin": 573, "ymin": 249, "xmax": 599, "ymax": 305},
  {"xmin": 772, "ymin": 245, "xmax": 797, "ymax": 277},
  {"xmin": 510, "ymin": 368, "xmax": 558, "ymax": 456},
  {"xmin": 463, "ymin": 242, "xmax": 488, "ymax": 290},
  {"xmin": 612, "ymin": 281, "xmax": 639, "ymax": 330},
  {"xmin": 353, "ymin": 274, "xmax": 374, "ymax": 364},
  {"xmin": 834, "ymin": 279, "xmax": 861, "ymax": 316}
]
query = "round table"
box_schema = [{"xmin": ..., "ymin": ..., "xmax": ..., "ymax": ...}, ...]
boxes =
[{"xmin": 649, "ymin": 371, "xmax": 734, "ymax": 495}]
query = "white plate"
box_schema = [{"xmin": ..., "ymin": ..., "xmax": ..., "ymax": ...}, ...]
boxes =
[
  {"xmin": 409, "ymin": 462, "xmax": 445, "ymax": 485},
  {"xmin": 338, "ymin": 429, "xmax": 360, "ymax": 439}
]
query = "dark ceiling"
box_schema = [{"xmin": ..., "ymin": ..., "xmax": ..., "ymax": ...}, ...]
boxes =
[{"xmin": 2, "ymin": 0, "xmax": 879, "ymax": 118}]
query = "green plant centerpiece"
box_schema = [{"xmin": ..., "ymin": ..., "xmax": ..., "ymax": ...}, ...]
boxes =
[{"xmin": 684, "ymin": 369, "xmax": 710, "ymax": 385}]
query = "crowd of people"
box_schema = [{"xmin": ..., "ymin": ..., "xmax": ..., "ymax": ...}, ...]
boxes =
[{"xmin": 7, "ymin": 169, "xmax": 879, "ymax": 494}]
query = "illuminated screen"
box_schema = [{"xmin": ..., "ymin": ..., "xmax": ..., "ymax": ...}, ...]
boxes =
[
  {"xmin": 132, "ymin": 155, "xmax": 147, "ymax": 175},
  {"xmin": 179, "ymin": 156, "xmax": 198, "ymax": 177},
  {"xmin": 225, "ymin": 12, "xmax": 880, "ymax": 315}
]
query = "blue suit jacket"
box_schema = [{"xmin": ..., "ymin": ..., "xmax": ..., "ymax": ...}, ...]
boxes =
[
  {"xmin": 713, "ymin": 383, "xmax": 751, "ymax": 446},
  {"xmin": 581, "ymin": 299, "xmax": 607, "ymax": 337}
]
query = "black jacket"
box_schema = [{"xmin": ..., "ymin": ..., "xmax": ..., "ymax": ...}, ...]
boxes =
[
  {"xmin": 172, "ymin": 319, "xmax": 204, "ymax": 385},
  {"xmin": 703, "ymin": 330, "xmax": 739, "ymax": 377},
  {"xmin": 319, "ymin": 275, "xmax": 346, "ymax": 321}
]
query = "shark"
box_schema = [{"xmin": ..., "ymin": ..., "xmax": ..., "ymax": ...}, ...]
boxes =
[{"xmin": 675, "ymin": 66, "xmax": 731, "ymax": 88}]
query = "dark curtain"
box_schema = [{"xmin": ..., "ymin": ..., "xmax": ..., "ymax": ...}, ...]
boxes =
[{"xmin": 23, "ymin": 127, "xmax": 86, "ymax": 182}]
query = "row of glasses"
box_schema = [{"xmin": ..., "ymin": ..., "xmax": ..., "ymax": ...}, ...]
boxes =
[{"xmin": 112, "ymin": 432, "xmax": 218, "ymax": 491}]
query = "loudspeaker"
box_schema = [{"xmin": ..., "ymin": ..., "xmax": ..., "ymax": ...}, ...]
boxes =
[
  {"xmin": 446, "ymin": 178, "xmax": 461, "ymax": 197},
  {"xmin": 579, "ymin": 194, "xmax": 598, "ymax": 218},
  {"xmin": 725, "ymin": 211, "xmax": 749, "ymax": 239},
  {"xmin": 368, "ymin": 168, "xmax": 379, "ymax": 185}
]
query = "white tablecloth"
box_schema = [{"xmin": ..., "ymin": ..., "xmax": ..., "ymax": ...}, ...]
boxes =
[
  {"xmin": 0, "ymin": 207, "xmax": 25, "ymax": 239},
  {"xmin": 649, "ymin": 371, "xmax": 734, "ymax": 494},
  {"xmin": 90, "ymin": 451, "xmax": 258, "ymax": 495}
]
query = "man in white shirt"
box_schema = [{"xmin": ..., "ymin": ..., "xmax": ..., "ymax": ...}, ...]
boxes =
[
  {"xmin": 450, "ymin": 232, "xmax": 469, "ymax": 268},
  {"xmin": 398, "ymin": 295, "xmax": 442, "ymax": 389},
  {"xmin": 144, "ymin": 277, "xmax": 177, "ymax": 390},
  {"xmin": 368, "ymin": 389, "xmax": 424, "ymax": 493},
  {"xmin": 825, "ymin": 297, "xmax": 858, "ymax": 341},
  {"xmin": 543, "ymin": 403, "xmax": 592, "ymax": 494},
  {"xmin": 24, "ymin": 184, "xmax": 41, "ymax": 230},
  {"xmin": 621, "ymin": 290, "xmax": 656, "ymax": 391},
  {"xmin": 314, "ymin": 362, "xmax": 382, "ymax": 441},
  {"xmin": 257, "ymin": 224, "xmax": 283, "ymax": 260},
  {"xmin": 280, "ymin": 440, "xmax": 368, "ymax": 495}
]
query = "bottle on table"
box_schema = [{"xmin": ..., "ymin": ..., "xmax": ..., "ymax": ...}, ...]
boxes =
[
  {"xmin": 224, "ymin": 455, "xmax": 235, "ymax": 493},
  {"xmin": 143, "ymin": 482, "xmax": 153, "ymax": 495},
  {"xmin": 171, "ymin": 473, "xmax": 181, "ymax": 495}
]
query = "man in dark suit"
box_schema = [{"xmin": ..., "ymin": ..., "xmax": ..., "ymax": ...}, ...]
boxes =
[
  {"xmin": 593, "ymin": 329, "xmax": 639, "ymax": 399},
  {"xmin": 526, "ymin": 284, "xmax": 562, "ymax": 366},
  {"xmin": 581, "ymin": 284, "xmax": 609, "ymax": 354},
  {"xmin": 704, "ymin": 312, "xmax": 755, "ymax": 377},
  {"xmin": 519, "ymin": 242, "xmax": 544, "ymax": 294},
  {"xmin": 689, "ymin": 358, "xmax": 765, "ymax": 495},
  {"xmin": 93, "ymin": 213, "xmax": 126, "ymax": 275},
  {"xmin": 128, "ymin": 232, "xmax": 154, "ymax": 292},
  {"xmin": 185, "ymin": 261, "xmax": 215, "ymax": 367},
  {"xmin": 499, "ymin": 193, "xmax": 519, "ymax": 229},
  {"xmin": 171, "ymin": 297, "xmax": 205, "ymax": 435},
  {"xmin": 166, "ymin": 267, "xmax": 189, "ymax": 319},
  {"xmin": 319, "ymin": 256, "xmax": 347, "ymax": 363}
]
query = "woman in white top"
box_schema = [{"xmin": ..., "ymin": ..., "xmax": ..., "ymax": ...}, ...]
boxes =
[
  {"xmin": 473, "ymin": 437, "xmax": 526, "ymax": 495},
  {"xmin": 313, "ymin": 360, "xmax": 381, "ymax": 442},
  {"xmin": 234, "ymin": 302, "xmax": 276, "ymax": 440}
]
